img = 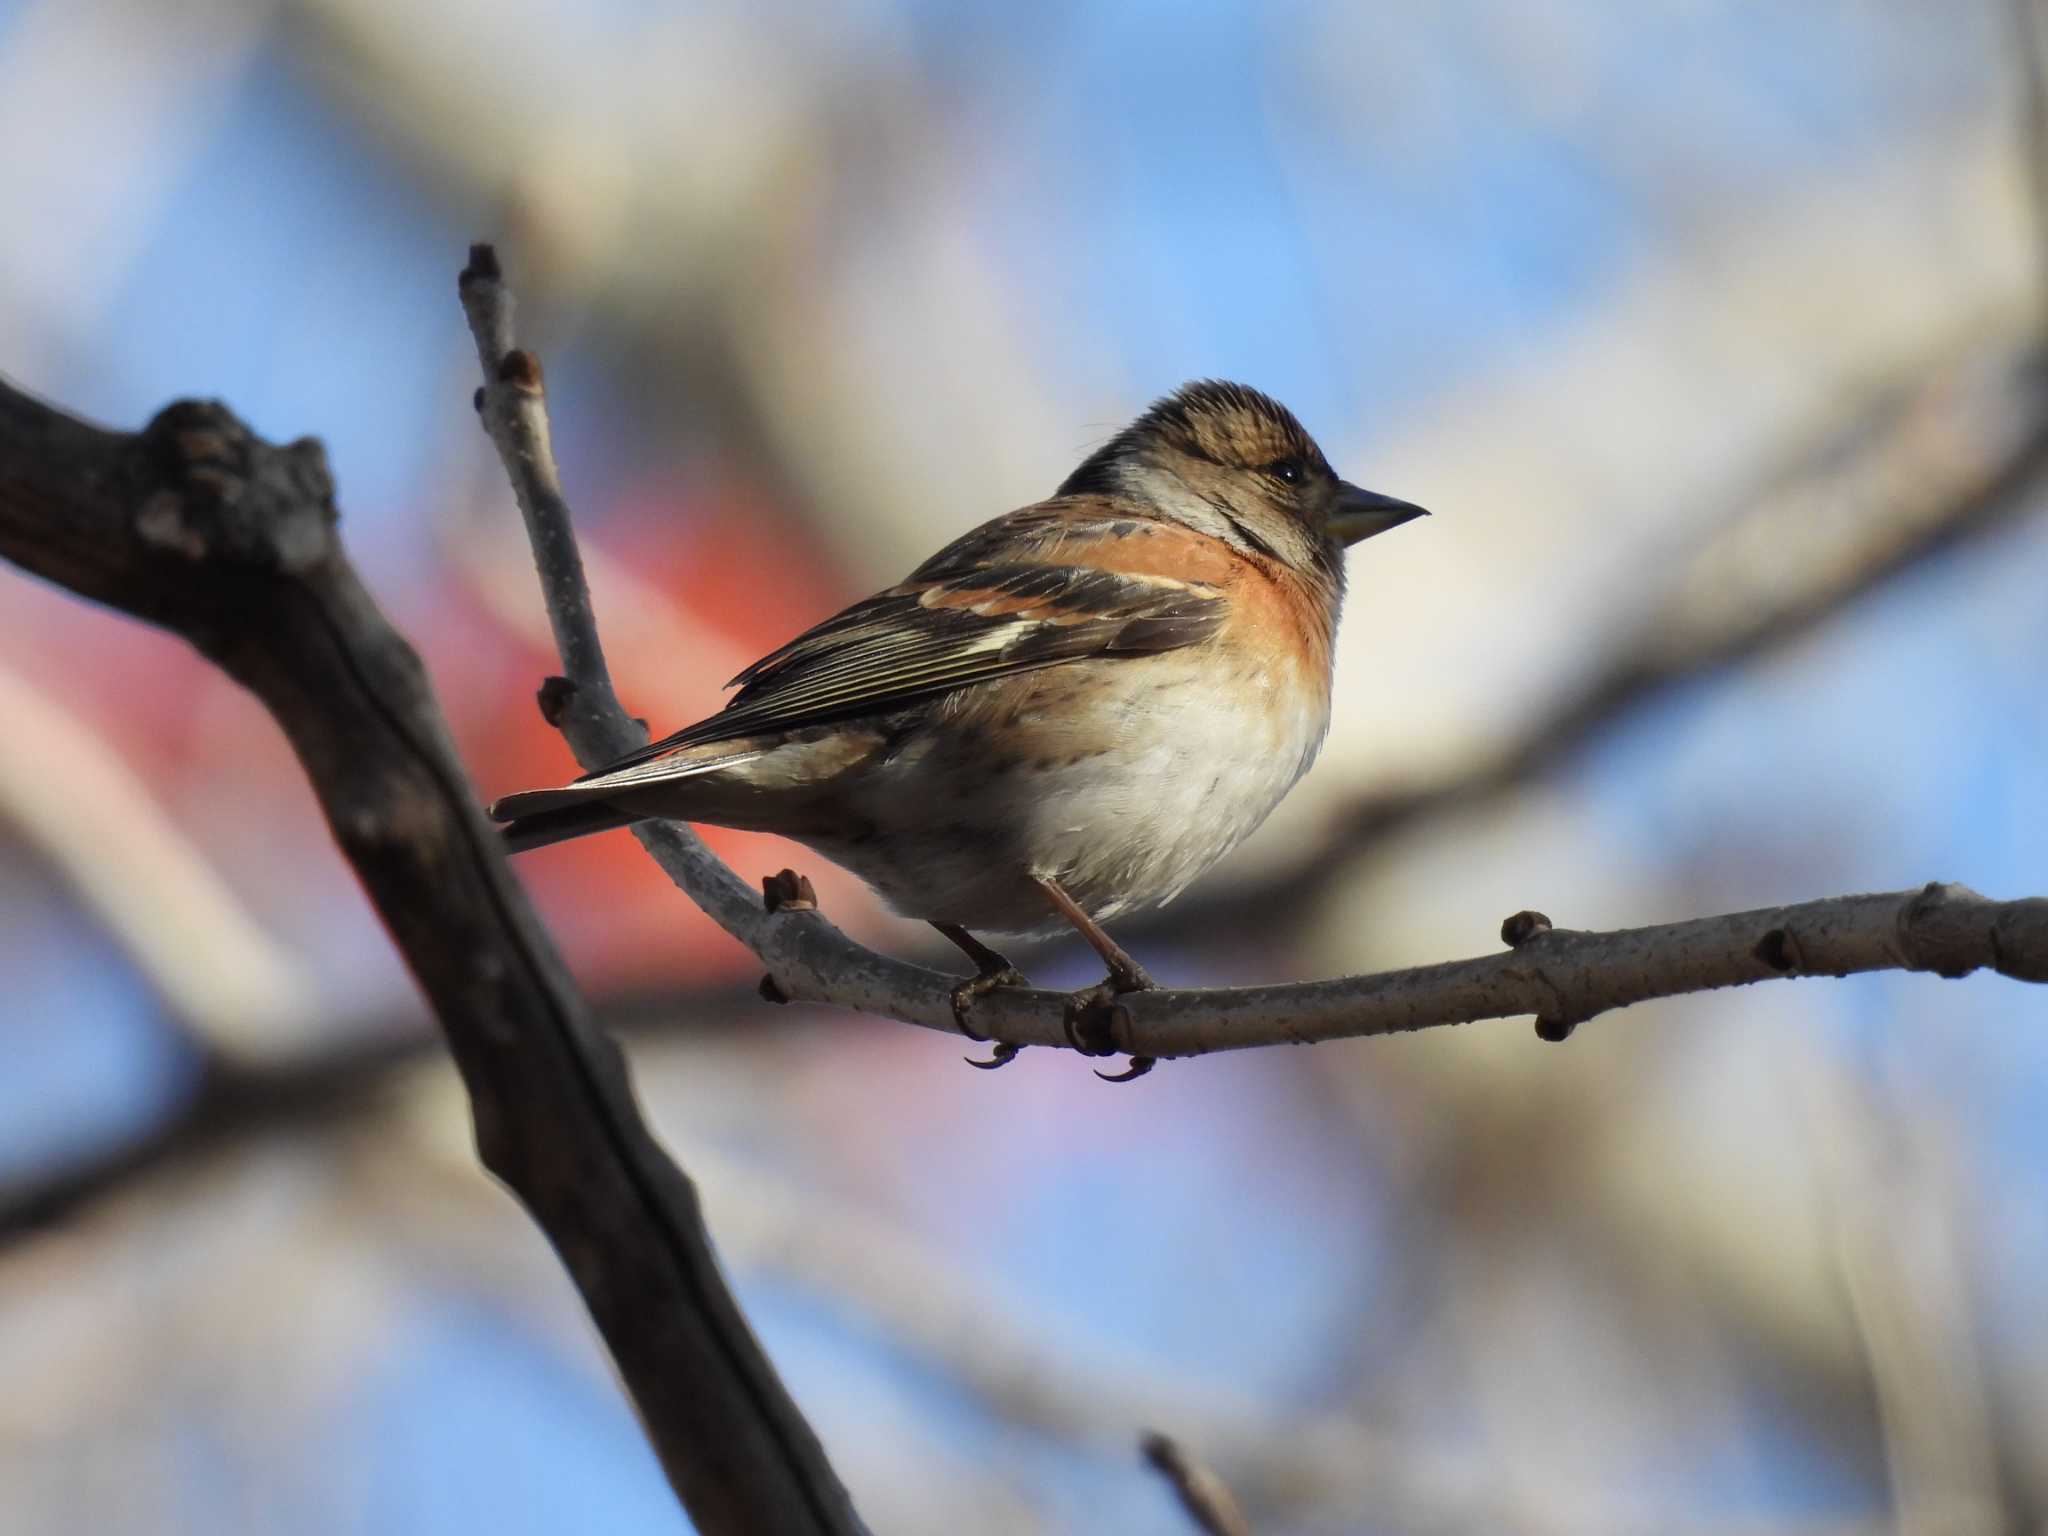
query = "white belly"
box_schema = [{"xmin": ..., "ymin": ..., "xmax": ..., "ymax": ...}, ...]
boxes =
[
  {"xmin": 1016, "ymin": 686, "xmax": 1322, "ymax": 917},
  {"xmin": 802, "ymin": 655, "xmax": 1331, "ymax": 934}
]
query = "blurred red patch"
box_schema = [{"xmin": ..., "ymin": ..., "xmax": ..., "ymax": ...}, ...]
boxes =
[{"xmin": 445, "ymin": 476, "xmax": 888, "ymax": 989}]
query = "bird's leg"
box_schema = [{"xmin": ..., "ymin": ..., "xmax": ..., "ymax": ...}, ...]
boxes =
[
  {"xmin": 933, "ymin": 922, "xmax": 1031, "ymax": 1034},
  {"xmin": 932, "ymin": 921, "xmax": 1030, "ymax": 1068},
  {"xmin": 1032, "ymin": 875, "xmax": 1156, "ymax": 991},
  {"xmin": 1031, "ymin": 875, "xmax": 1158, "ymax": 1082}
]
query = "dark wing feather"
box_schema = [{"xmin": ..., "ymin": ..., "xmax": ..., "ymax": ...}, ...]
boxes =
[{"xmin": 576, "ymin": 510, "xmax": 1223, "ymax": 782}]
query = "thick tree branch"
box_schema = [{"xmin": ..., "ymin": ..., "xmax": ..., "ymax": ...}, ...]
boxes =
[
  {"xmin": 461, "ymin": 246, "xmax": 2048, "ymax": 1066},
  {"xmin": 0, "ymin": 376, "xmax": 866, "ymax": 1535}
]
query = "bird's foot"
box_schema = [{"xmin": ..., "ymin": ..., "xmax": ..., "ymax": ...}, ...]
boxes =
[
  {"xmin": 952, "ymin": 960, "xmax": 1032, "ymax": 1069},
  {"xmin": 950, "ymin": 961, "xmax": 1031, "ymax": 1039},
  {"xmin": 931, "ymin": 923, "xmax": 1033, "ymax": 1066},
  {"xmin": 1063, "ymin": 959, "xmax": 1159, "ymax": 1083}
]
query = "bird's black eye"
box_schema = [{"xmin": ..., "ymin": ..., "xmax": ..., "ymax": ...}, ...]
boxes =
[{"xmin": 1269, "ymin": 458, "xmax": 1303, "ymax": 485}]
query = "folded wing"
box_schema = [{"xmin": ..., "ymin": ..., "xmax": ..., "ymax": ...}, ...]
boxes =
[{"xmin": 570, "ymin": 516, "xmax": 1227, "ymax": 791}]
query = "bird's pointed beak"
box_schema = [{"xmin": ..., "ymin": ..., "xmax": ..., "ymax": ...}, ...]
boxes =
[{"xmin": 1329, "ymin": 482, "xmax": 1430, "ymax": 546}]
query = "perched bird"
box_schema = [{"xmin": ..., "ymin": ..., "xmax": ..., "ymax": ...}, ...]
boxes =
[{"xmin": 490, "ymin": 381, "xmax": 1425, "ymax": 1077}]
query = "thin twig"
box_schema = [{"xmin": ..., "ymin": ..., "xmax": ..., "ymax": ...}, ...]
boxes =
[
  {"xmin": 460, "ymin": 245, "xmax": 769, "ymax": 944},
  {"xmin": 1142, "ymin": 1432, "xmax": 1253, "ymax": 1536},
  {"xmin": 460, "ymin": 246, "xmax": 2048, "ymax": 1068},
  {"xmin": 762, "ymin": 882, "xmax": 2047, "ymax": 1061}
]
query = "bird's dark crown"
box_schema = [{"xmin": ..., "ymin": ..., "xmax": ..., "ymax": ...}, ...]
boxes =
[{"xmin": 1058, "ymin": 380, "xmax": 1331, "ymax": 497}]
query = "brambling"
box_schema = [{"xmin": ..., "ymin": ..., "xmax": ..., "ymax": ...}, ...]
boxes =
[{"xmin": 490, "ymin": 381, "xmax": 1425, "ymax": 1077}]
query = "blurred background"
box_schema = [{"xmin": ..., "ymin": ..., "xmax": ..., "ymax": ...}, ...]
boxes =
[{"xmin": 2, "ymin": 0, "xmax": 2046, "ymax": 1531}]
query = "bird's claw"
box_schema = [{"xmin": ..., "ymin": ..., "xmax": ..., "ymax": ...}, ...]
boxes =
[
  {"xmin": 1094, "ymin": 1055, "xmax": 1156, "ymax": 1083},
  {"xmin": 966, "ymin": 1040, "xmax": 1024, "ymax": 1071},
  {"xmin": 1063, "ymin": 970, "xmax": 1158, "ymax": 1083}
]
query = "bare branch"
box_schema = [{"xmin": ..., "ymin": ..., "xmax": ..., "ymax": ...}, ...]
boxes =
[
  {"xmin": 459, "ymin": 245, "xmax": 2048, "ymax": 1064},
  {"xmin": 0, "ymin": 374, "xmax": 867, "ymax": 1535},
  {"xmin": 1115, "ymin": 884, "xmax": 2046, "ymax": 1057},
  {"xmin": 1141, "ymin": 1432, "xmax": 1253, "ymax": 1536},
  {"xmin": 769, "ymin": 881, "xmax": 2042, "ymax": 1060},
  {"xmin": 459, "ymin": 246, "xmax": 773, "ymax": 946}
]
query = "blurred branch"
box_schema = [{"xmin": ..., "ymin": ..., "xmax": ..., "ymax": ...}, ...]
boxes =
[
  {"xmin": 464, "ymin": 247, "xmax": 2048, "ymax": 1065},
  {"xmin": 1141, "ymin": 1433, "xmax": 1252, "ymax": 1536},
  {"xmin": 285, "ymin": 0, "xmax": 1043, "ymax": 580},
  {"xmin": 1162, "ymin": 332, "xmax": 2048, "ymax": 941},
  {"xmin": 2015, "ymin": 0, "xmax": 2048, "ymax": 312},
  {"xmin": 419, "ymin": 1069, "xmax": 1896, "ymax": 1536},
  {"xmin": 0, "ymin": 375, "xmax": 866, "ymax": 1535},
  {"xmin": 0, "ymin": 1028, "xmax": 417, "ymax": 1242},
  {"xmin": 1810, "ymin": 1063, "xmax": 2007, "ymax": 1533},
  {"xmin": 0, "ymin": 980, "xmax": 761, "ymax": 1245},
  {"xmin": 0, "ymin": 658, "xmax": 325, "ymax": 1063},
  {"xmin": 5, "ymin": 1004, "xmax": 1898, "ymax": 1536},
  {"xmin": 0, "ymin": 984, "xmax": 1798, "ymax": 1532}
]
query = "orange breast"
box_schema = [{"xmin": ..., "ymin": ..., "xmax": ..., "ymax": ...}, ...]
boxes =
[
  {"xmin": 1220, "ymin": 558, "xmax": 1337, "ymax": 698},
  {"xmin": 1033, "ymin": 511, "xmax": 1339, "ymax": 699}
]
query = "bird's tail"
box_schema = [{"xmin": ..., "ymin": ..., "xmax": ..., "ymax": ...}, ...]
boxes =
[
  {"xmin": 490, "ymin": 744, "xmax": 768, "ymax": 854},
  {"xmin": 489, "ymin": 787, "xmax": 643, "ymax": 855}
]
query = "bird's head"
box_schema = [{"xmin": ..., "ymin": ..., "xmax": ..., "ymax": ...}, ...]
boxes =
[{"xmin": 1058, "ymin": 380, "xmax": 1427, "ymax": 577}]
